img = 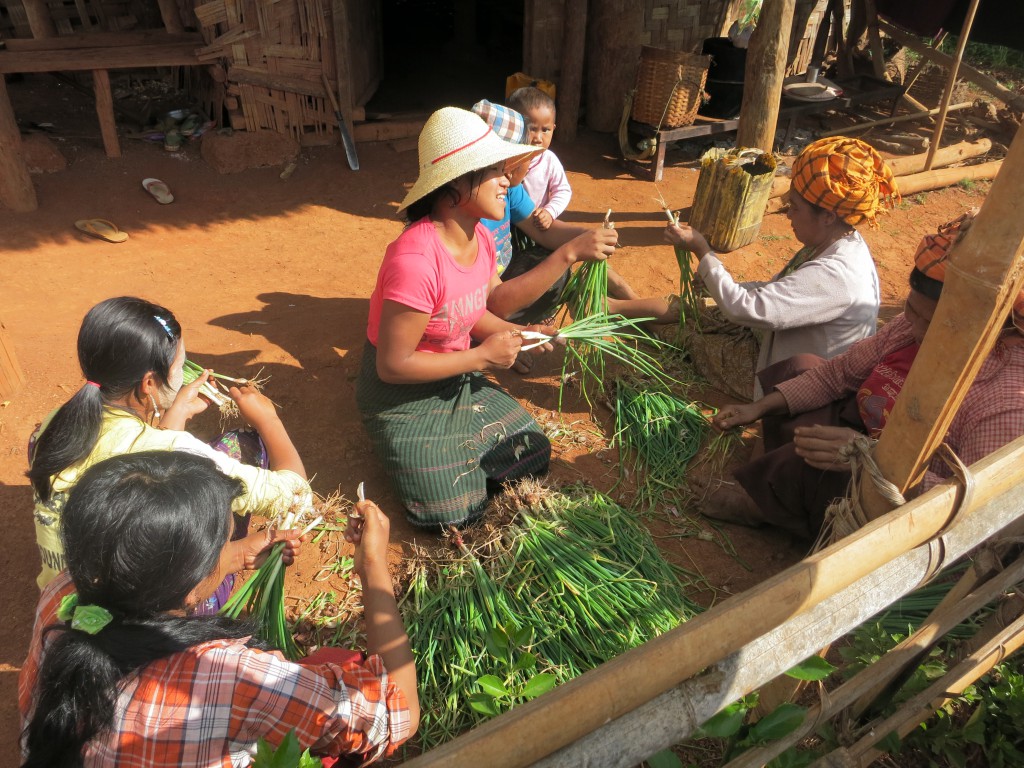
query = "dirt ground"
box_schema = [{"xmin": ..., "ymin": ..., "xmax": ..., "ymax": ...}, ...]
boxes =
[{"xmin": 0, "ymin": 73, "xmax": 994, "ymax": 762}]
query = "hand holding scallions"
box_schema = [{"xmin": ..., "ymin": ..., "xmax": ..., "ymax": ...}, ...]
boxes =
[
  {"xmin": 344, "ymin": 500, "xmax": 391, "ymax": 579},
  {"xmin": 664, "ymin": 222, "xmax": 712, "ymax": 259},
  {"xmin": 479, "ymin": 330, "xmax": 526, "ymax": 371},
  {"xmin": 243, "ymin": 526, "xmax": 306, "ymax": 570},
  {"xmin": 227, "ymin": 384, "xmax": 282, "ymax": 431},
  {"xmin": 159, "ymin": 369, "xmax": 212, "ymax": 430},
  {"xmin": 567, "ymin": 227, "xmax": 617, "ymax": 264}
]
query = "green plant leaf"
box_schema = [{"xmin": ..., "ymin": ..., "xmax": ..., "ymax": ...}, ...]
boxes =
[
  {"xmin": 513, "ymin": 624, "xmax": 534, "ymax": 648},
  {"xmin": 748, "ymin": 703, "xmax": 806, "ymax": 743},
  {"xmin": 298, "ymin": 748, "xmax": 324, "ymax": 768},
  {"xmin": 485, "ymin": 627, "xmax": 511, "ymax": 659},
  {"xmin": 785, "ymin": 655, "xmax": 836, "ymax": 681},
  {"xmin": 701, "ymin": 705, "xmax": 748, "ymax": 739},
  {"xmin": 645, "ymin": 748, "xmax": 684, "ymax": 768},
  {"xmin": 477, "ymin": 674, "xmax": 510, "ymax": 699},
  {"xmin": 521, "ymin": 673, "xmax": 558, "ymax": 700},
  {"xmin": 877, "ymin": 729, "xmax": 902, "ymax": 754},
  {"xmin": 254, "ymin": 737, "xmax": 275, "ymax": 767},
  {"xmin": 514, "ymin": 652, "xmax": 537, "ymax": 671},
  {"xmin": 467, "ymin": 692, "xmax": 501, "ymax": 718}
]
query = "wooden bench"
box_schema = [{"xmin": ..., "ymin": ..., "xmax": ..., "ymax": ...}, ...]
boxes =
[{"xmin": 0, "ymin": 30, "xmax": 202, "ymax": 211}]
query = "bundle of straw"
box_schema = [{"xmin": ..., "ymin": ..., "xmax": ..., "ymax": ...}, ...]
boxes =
[{"xmin": 401, "ymin": 480, "xmax": 702, "ymax": 748}]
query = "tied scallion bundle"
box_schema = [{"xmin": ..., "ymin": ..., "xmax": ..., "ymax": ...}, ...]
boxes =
[
  {"xmin": 613, "ymin": 381, "xmax": 710, "ymax": 507},
  {"xmin": 401, "ymin": 480, "xmax": 702, "ymax": 749},
  {"xmin": 220, "ymin": 500, "xmax": 323, "ymax": 660},
  {"xmin": 557, "ymin": 208, "xmax": 614, "ymax": 321},
  {"xmin": 553, "ymin": 313, "xmax": 676, "ymax": 409}
]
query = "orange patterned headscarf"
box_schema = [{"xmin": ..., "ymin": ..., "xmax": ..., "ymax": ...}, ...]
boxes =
[
  {"xmin": 790, "ymin": 137, "xmax": 900, "ymax": 226},
  {"xmin": 910, "ymin": 210, "xmax": 1024, "ymax": 334}
]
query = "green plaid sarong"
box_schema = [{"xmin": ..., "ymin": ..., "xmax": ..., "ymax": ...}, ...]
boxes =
[{"xmin": 356, "ymin": 343, "xmax": 551, "ymax": 529}]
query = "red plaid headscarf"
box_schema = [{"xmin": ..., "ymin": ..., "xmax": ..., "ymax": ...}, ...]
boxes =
[{"xmin": 790, "ymin": 137, "xmax": 900, "ymax": 226}]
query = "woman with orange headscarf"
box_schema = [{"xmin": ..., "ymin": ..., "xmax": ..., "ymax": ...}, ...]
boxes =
[
  {"xmin": 699, "ymin": 211, "xmax": 1024, "ymax": 539},
  {"xmin": 667, "ymin": 137, "xmax": 899, "ymax": 399}
]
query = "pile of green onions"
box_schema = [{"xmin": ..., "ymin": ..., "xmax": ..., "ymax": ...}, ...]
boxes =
[
  {"xmin": 221, "ymin": 504, "xmax": 323, "ymax": 660},
  {"xmin": 613, "ymin": 381, "xmax": 710, "ymax": 508},
  {"xmin": 558, "ymin": 258, "xmax": 608, "ymax": 320},
  {"xmin": 401, "ymin": 482, "xmax": 702, "ymax": 748},
  {"xmin": 540, "ymin": 313, "xmax": 676, "ymax": 408}
]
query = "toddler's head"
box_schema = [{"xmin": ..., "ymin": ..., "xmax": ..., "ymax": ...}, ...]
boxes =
[{"xmin": 508, "ymin": 87, "xmax": 556, "ymax": 150}]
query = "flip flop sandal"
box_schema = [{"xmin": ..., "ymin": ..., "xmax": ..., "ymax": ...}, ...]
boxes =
[
  {"xmin": 74, "ymin": 218, "xmax": 129, "ymax": 243},
  {"xmin": 142, "ymin": 177, "xmax": 174, "ymax": 204}
]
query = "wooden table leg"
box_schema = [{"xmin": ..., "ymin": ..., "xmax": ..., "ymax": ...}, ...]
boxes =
[
  {"xmin": 653, "ymin": 132, "xmax": 667, "ymax": 182},
  {"xmin": 93, "ymin": 69, "xmax": 120, "ymax": 159},
  {"xmin": 0, "ymin": 75, "xmax": 38, "ymax": 212}
]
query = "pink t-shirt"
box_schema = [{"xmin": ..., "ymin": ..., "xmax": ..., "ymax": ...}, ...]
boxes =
[{"xmin": 366, "ymin": 217, "xmax": 496, "ymax": 353}]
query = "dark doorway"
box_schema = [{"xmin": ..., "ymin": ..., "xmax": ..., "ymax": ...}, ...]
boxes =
[{"xmin": 366, "ymin": 0, "xmax": 524, "ymax": 114}]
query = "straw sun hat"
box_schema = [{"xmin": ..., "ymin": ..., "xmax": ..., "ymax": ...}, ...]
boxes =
[{"xmin": 398, "ymin": 107, "xmax": 538, "ymax": 212}]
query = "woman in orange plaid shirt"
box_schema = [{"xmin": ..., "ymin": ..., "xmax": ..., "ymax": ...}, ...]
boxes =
[{"xmin": 19, "ymin": 451, "xmax": 418, "ymax": 767}]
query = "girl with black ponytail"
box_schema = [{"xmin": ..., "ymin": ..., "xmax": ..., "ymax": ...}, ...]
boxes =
[
  {"xmin": 28, "ymin": 297, "xmax": 311, "ymax": 608},
  {"xmin": 19, "ymin": 451, "xmax": 417, "ymax": 767}
]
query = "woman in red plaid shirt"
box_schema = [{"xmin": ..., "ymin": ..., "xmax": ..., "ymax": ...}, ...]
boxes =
[
  {"xmin": 699, "ymin": 212, "xmax": 1024, "ymax": 540},
  {"xmin": 19, "ymin": 451, "xmax": 418, "ymax": 767}
]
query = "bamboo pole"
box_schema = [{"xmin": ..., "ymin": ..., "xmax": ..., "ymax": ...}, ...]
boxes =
[
  {"xmin": 894, "ymin": 159, "xmax": 1001, "ymax": 196},
  {"xmin": 92, "ymin": 70, "xmax": 120, "ymax": 158},
  {"xmin": 728, "ymin": 554, "xmax": 1024, "ymax": 768},
  {"xmin": 860, "ymin": 125, "xmax": 1024, "ymax": 520},
  {"xmin": 555, "ymin": 0, "xmax": 586, "ymax": 142},
  {"xmin": 402, "ymin": 436, "xmax": 1024, "ymax": 768},
  {"xmin": 818, "ymin": 101, "xmax": 974, "ymax": 137},
  {"xmin": 879, "ymin": 18, "xmax": 1024, "ymax": 114},
  {"xmin": 849, "ymin": 610, "xmax": 1024, "ymax": 765},
  {"xmin": 736, "ymin": 0, "xmax": 796, "ymax": 152},
  {"xmin": 924, "ymin": 0, "xmax": 981, "ymax": 171}
]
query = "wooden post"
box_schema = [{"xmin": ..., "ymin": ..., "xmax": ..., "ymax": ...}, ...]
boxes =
[
  {"xmin": 556, "ymin": 0, "xmax": 586, "ymax": 142},
  {"xmin": 736, "ymin": 0, "xmax": 796, "ymax": 152},
  {"xmin": 22, "ymin": 0, "xmax": 56, "ymax": 38},
  {"xmin": 92, "ymin": 70, "xmax": 120, "ymax": 158},
  {"xmin": 585, "ymin": 0, "xmax": 643, "ymax": 133},
  {"xmin": 155, "ymin": 0, "xmax": 185, "ymax": 33},
  {"xmin": 862, "ymin": 0, "xmax": 888, "ymax": 79},
  {"xmin": 861, "ymin": 125, "xmax": 1024, "ymax": 519},
  {"xmin": 0, "ymin": 315, "xmax": 26, "ymax": 399},
  {"xmin": 924, "ymin": 0, "xmax": 981, "ymax": 171},
  {"xmin": 0, "ymin": 76, "xmax": 37, "ymax": 212}
]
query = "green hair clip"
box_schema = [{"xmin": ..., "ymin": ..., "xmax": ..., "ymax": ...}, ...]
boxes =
[{"xmin": 56, "ymin": 592, "xmax": 113, "ymax": 635}]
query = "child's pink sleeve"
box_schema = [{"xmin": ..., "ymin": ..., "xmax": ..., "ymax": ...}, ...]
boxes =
[{"xmin": 542, "ymin": 152, "xmax": 572, "ymax": 219}]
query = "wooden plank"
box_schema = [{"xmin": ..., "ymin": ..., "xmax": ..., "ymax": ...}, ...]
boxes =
[
  {"xmin": 555, "ymin": 0, "xmax": 585, "ymax": 142},
  {"xmin": 818, "ymin": 101, "xmax": 973, "ymax": 137},
  {"xmin": 1, "ymin": 31, "xmax": 204, "ymax": 51},
  {"xmin": 92, "ymin": 69, "xmax": 120, "ymax": 158},
  {"xmin": 736, "ymin": 0, "xmax": 796, "ymax": 151},
  {"xmin": 156, "ymin": 0, "xmax": 185, "ymax": 33},
  {"xmin": 351, "ymin": 118, "xmax": 424, "ymax": 143},
  {"xmin": 0, "ymin": 76, "xmax": 37, "ymax": 212},
  {"xmin": 401, "ymin": 437, "xmax": 1024, "ymax": 768},
  {"xmin": 0, "ymin": 315, "xmax": 27, "ymax": 398},
  {"xmin": 861, "ymin": 124, "xmax": 1024, "ymax": 519},
  {"xmin": 0, "ymin": 42, "xmax": 202, "ymax": 73},
  {"xmin": 229, "ymin": 64, "xmax": 324, "ymax": 96},
  {"xmin": 879, "ymin": 18, "xmax": 1024, "ymax": 113},
  {"xmin": 924, "ymin": 0, "xmax": 981, "ymax": 171}
]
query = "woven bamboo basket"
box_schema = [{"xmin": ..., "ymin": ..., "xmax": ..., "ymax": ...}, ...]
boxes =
[
  {"xmin": 689, "ymin": 147, "xmax": 777, "ymax": 253},
  {"xmin": 630, "ymin": 46, "xmax": 711, "ymax": 129}
]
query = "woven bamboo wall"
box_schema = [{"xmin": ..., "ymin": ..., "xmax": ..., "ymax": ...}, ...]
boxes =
[{"xmin": 191, "ymin": 0, "xmax": 337, "ymax": 142}]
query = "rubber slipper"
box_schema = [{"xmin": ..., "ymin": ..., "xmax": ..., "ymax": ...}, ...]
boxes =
[
  {"xmin": 142, "ymin": 178, "xmax": 174, "ymax": 204},
  {"xmin": 74, "ymin": 218, "xmax": 129, "ymax": 243}
]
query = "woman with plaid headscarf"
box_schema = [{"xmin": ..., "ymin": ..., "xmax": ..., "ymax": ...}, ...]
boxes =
[
  {"xmin": 666, "ymin": 137, "xmax": 899, "ymax": 399},
  {"xmin": 697, "ymin": 211, "xmax": 1024, "ymax": 540}
]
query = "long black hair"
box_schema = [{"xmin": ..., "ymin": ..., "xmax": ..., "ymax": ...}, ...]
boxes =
[
  {"xmin": 27, "ymin": 297, "xmax": 182, "ymax": 501},
  {"xmin": 21, "ymin": 451, "xmax": 263, "ymax": 768},
  {"xmin": 405, "ymin": 167, "xmax": 491, "ymax": 223}
]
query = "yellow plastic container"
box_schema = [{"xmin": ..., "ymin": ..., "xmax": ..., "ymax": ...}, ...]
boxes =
[{"xmin": 688, "ymin": 147, "xmax": 777, "ymax": 253}]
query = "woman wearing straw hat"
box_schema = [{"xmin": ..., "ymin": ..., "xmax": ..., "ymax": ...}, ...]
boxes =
[
  {"xmin": 356, "ymin": 107, "xmax": 559, "ymax": 529},
  {"xmin": 699, "ymin": 211, "xmax": 1024, "ymax": 540},
  {"xmin": 666, "ymin": 137, "xmax": 899, "ymax": 400}
]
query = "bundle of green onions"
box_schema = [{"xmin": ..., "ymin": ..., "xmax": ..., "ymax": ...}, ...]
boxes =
[
  {"xmin": 662, "ymin": 206, "xmax": 702, "ymax": 331},
  {"xmin": 557, "ymin": 208, "xmax": 614, "ymax": 321},
  {"xmin": 401, "ymin": 480, "xmax": 702, "ymax": 748},
  {"xmin": 221, "ymin": 501, "xmax": 323, "ymax": 660},
  {"xmin": 529, "ymin": 312, "xmax": 675, "ymax": 408},
  {"xmin": 613, "ymin": 381, "xmax": 710, "ymax": 508}
]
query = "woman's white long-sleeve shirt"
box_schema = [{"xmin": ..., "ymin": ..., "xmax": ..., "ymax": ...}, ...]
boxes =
[{"xmin": 696, "ymin": 230, "xmax": 880, "ymax": 390}]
